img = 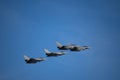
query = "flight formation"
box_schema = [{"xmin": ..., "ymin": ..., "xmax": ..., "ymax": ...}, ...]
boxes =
[{"xmin": 24, "ymin": 41, "xmax": 90, "ymax": 64}]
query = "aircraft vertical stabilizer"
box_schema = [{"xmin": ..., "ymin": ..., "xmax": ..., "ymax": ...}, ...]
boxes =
[
  {"xmin": 56, "ymin": 41, "xmax": 62, "ymax": 48},
  {"xmin": 24, "ymin": 55, "xmax": 30, "ymax": 60},
  {"xmin": 44, "ymin": 49, "xmax": 51, "ymax": 54}
]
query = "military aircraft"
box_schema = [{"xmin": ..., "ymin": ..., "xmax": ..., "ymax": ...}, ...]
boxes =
[
  {"xmin": 56, "ymin": 41, "xmax": 90, "ymax": 51},
  {"xmin": 68, "ymin": 44, "xmax": 90, "ymax": 51},
  {"xmin": 24, "ymin": 55, "xmax": 46, "ymax": 64},
  {"xmin": 44, "ymin": 49, "xmax": 66, "ymax": 57}
]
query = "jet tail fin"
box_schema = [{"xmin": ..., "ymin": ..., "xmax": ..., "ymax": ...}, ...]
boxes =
[
  {"xmin": 44, "ymin": 49, "xmax": 51, "ymax": 54},
  {"xmin": 24, "ymin": 55, "xmax": 30, "ymax": 60},
  {"xmin": 56, "ymin": 41, "xmax": 63, "ymax": 48}
]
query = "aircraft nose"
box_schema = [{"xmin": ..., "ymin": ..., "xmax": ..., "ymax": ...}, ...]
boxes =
[
  {"xmin": 43, "ymin": 58, "xmax": 46, "ymax": 60},
  {"xmin": 63, "ymin": 52, "xmax": 66, "ymax": 53},
  {"xmin": 87, "ymin": 46, "xmax": 90, "ymax": 49}
]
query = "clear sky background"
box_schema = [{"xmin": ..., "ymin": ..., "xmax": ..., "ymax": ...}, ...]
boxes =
[{"xmin": 0, "ymin": 0, "xmax": 120, "ymax": 80}]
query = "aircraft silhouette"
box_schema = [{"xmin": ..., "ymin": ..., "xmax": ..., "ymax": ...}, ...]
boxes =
[{"xmin": 24, "ymin": 55, "xmax": 46, "ymax": 64}]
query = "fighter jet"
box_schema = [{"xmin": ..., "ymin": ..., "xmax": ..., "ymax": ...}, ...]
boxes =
[
  {"xmin": 68, "ymin": 44, "xmax": 90, "ymax": 51},
  {"xmin": 56, "ymin": 41, "xmax": 90, "ymax": 51},
  {"xmin": 44, "ymin": 49, "xmax": 66, "ymax": 57},
  {"xmin": 24, "ymin": 55, "xmax": 46, "ymax": 64}
]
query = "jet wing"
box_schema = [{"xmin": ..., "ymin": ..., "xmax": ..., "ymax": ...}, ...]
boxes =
[
  {"xmin": 35, "ymin": 58, "xmax": 46, "ymax": 60},
  {"xmin": 55, "ymin": 52, "xmax": 66, "ymax": 54}
]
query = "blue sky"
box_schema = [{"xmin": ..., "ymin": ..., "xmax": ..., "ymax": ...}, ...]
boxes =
[{"xmin": 0, "ymin": 0, "xmax": 120, "ymax": 80}]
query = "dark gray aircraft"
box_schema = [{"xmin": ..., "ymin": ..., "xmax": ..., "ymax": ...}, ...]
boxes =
[
  {"xmin": 68, "ymin": 44, "xmax": 90, "ymax": 51},
  {"xmin": 44, "ymin": 49, "xmax": 66, "ymax": 57},
  {"xmin": 24, "ymin": 55, "xmax": 46, "ymax": 63},
  {"xmin": 56, "ymin": 41, "xmax": 90, "ymax": 51}
]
